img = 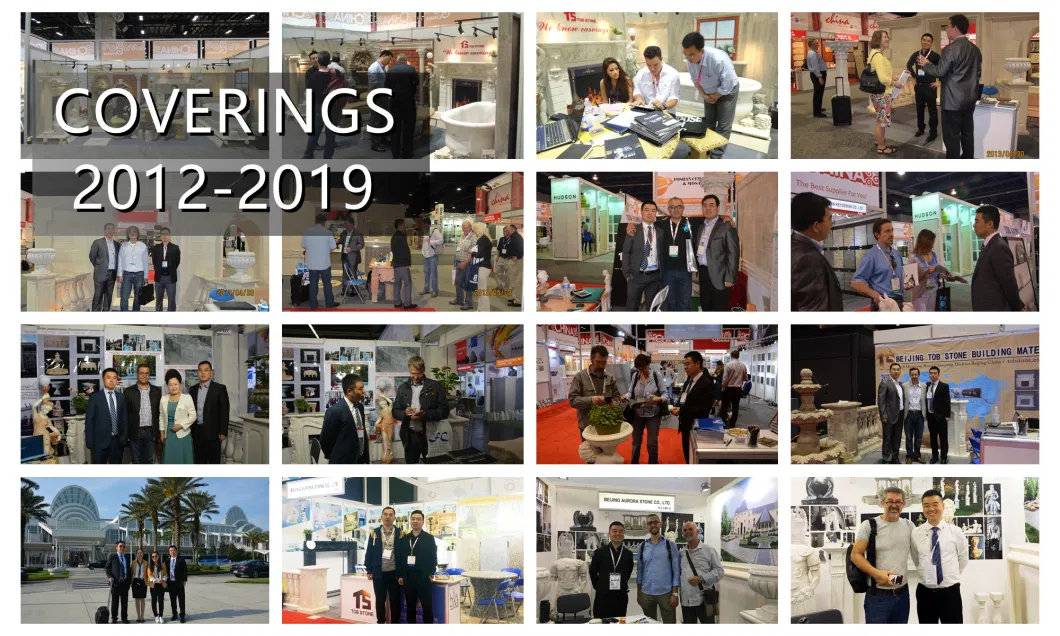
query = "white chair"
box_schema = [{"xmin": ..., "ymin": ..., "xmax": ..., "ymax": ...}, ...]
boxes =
[
  {"xmin": 598, "ymin": 269, "xmax": 612, "ymax": 312},
  {"xmin": 649, "ymin": 286, "xmax": 670, "ymax": 312}
]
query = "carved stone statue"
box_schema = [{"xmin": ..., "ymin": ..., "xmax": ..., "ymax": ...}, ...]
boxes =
[
  {"xmin": 550, "ymin": 557, "xmax": 590, "ymax": 598},
  {"xmin": 822, "ymin": 506, "xmax": 845, "ymax": 532},
  {"xmin": 790, "ymin": 506, "xmax": 820, "ymax": 616},
  {"xmin": 32, "ymin": 375, "xmax": 61, "ymax": 458},
  {"xmin": 570, "ymin": 511, "xmax": 596, "ymax": 531},
  {"xmin": 624, "ymin": 29, "xmax": 641, "ymax": 77},
  {"xmin": 970, "ymin": 535, "xmax": 982, "ymax": 559},
  {"xmin": 943, "ymin": 498, "xmax": 956, "ymax": 525},
  {"xmin": 803, "ymin": 477, "xmax": 838, "ymax": 504},
  {"xmin": 985, "ymin": 485, "xmax": 1001, "ymax": 515},
  {"xmin": 375, "ymin": 394, "xmax": 395, "ymax": 464}
]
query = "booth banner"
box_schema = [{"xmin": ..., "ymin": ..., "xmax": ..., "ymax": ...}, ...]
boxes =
[
  {"xmin": 456, "ymin": 334, "xmax": 485, "ymax": 365},
  {"xmin": 512, "ymin": 173, "xmax": 524, "ymax": 211},
  {"xmin": 821, "ymin": 12, "xmax": 862, "ymax": 40},
  {"xmin": 655, "ymin": 173, "xmax": 709, "ymax": 215},
  {"xmin": 154, "ymin": 40, "xmax": 199, "ymax": 60},
  {"xmin": 439, "ymin": 35, "xmax": 494, "ymax": 63},
  {"xmin": 892, "ymin": 221, "xmax": 912, "ymax": 242},
  {"xmin": 551, "ymin": 178, "xmax": 579, "ymax": 205},
  {"xmin": 21, "ymin": 32, "xmax": 48, "ymax": 51},
  {"xmin": 875, "ymin": 331, "xmax": 1040, "ymax": 417},
  {"xmin": 536, "ymin": 344, "xmax": 550, "ymax": 383},
  {"xmin": 722, "ymin": 328, "xmax": 752, "ymax": 343},
  {"xmin": 427, "ymin": 420, "xmax": 453, "ymax": 457},
  {"xmin": 281, "ymin": 12, "xmax": 320, "ymax": 27},
  {"xmin": 282, "ymin": 498, "xmax": 311, "ymax": 527},
  {"xmin": 537, "ymin": 202, "xmax": 552, "ymax": 222},
  {"xmin": 288, "ymin": 477, "xmax": 344, "ymax": 498},
  {"xmin": 1029, "ymin": 173, "xmax": 1039, "ymax": 216},
  {"xmin": 537, "ymin": 12, "xmax": 621, "ymax": 42},
  {"xmin": 547, "ymin": 324, "xmax": 580, "ymax": 349},
  {"xmin": 52, "ymin": 41, "xmax": 96, "ymax": 60},
  {"xmin": 622, "ymin": 195, "xmax": 642, "ymax": 224},
  {"xmin": 792, "ymin": 172, "xmax": 881, "ymax": 209},
  {"xmin": 580, "ymin": 332, "xmax": 615, "ymax": 349},
  {"xmin": 101, "ymin": 40, "xmax": 146, "ymax": 61},
  {"xmin": 423, "ymin": 12, "xmax": 484, "ymax": 28},
  {"xmin": 488, "ymin": 183, "xmax": 513, "ymax": 214},
  {"xmin": 376, "ymin": 12, "xmax": 419, "ymax": 30},
  {"xmin": 791, "ymin": 12, "xmax": 813, "ymax": 30},
  {"xmin": 339, "ymin": 576, "xmax": 377, "ymax": 623},
  {"xmin": 475, "ymin": 187, "xmax": 487, "ymax": 216},
  {"xmin": 496, "ymin": 356, "xmax": 524, "ymax": 368},
  {"xmin": 204, "ymin": 40, "xmax": 251, "ymax": 60},
  {"xmin": 599, "ymin": 492, "xmax": 676, "ymax": 513},
  {"xmin": 486, "ymin": 325, "xmax": 523, "ymax": 362}
]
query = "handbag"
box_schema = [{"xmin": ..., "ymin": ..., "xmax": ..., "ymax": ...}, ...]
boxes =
[
  {"xmin": 935, "ymin": 278, "xmax": 952, "ymax": 312},
  {"xmin": 139, "ymin": 283, "xmax": 155, "ymax": 305},
  {"xmin": 684, "ymin": 549, "xmax": 719, "ymax": 614},
  {"xmin": 622, "ymin": 370, "xmax": 637, "ymax": 422},
  {"xmin": 859, "ymin": 52, "xmax": 886, "ymax": 94}
]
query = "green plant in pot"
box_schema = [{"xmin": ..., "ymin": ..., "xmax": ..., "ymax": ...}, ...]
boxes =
[
  {"xmin": 431, "ymin": 366, "xmax": 460, "ymax": 409},
  {"xmin": 303, "ymin": 528, "xmax": 312, "ymax": 542},
  {"xmin": 247, "ymin": 354, "xmax": 269, "ymax": 417},
  {"xmin": 71, "ymin": 393, "xmax": 89, "ymax": 416},
  {"xmin": 588, "ymin": 402, "xmax": 626, "ymax": 435},
  {"xmin": 293, "ymin": 398, "xmax": 310, "ymax": 414}
]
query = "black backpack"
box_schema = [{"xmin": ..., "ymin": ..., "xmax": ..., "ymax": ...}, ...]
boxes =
[
  {"xmin": 845, "ymin": 518, "xmax": 876, "ymax": 593},
  {"xmin": 859, "ymin": 51, "xmax": 887, "ymax": 94},
  {"xmin": 639, "ymin": 537, "xmax": 674, "ymax": 572},
  {"xmin": 95, "ymin": 605, "xmax": 110, "ymax": 624}
]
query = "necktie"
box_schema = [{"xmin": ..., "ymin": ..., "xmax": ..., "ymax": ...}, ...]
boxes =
[
  {"xmin": 108, "ymin": 392, "xmax": 118, "ymax": 437},
  {"xmin": 931, "ymin": 526, "xmax": 942, "ymax": 584},
  {"xmin": 641, "ymin": 226, "xmax": 653, "ymax": 271},
  {"xmin": 170, "ymin": 558, "xmax": 175, "ymax": 580},
  {"xmin": 120, "ymin": 554, "xmax": 126, "ymax": 579}
]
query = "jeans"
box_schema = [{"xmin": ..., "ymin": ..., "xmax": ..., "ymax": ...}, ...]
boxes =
[
  {"xmin": 308, "ymin": 268, "xmax": 334, "ymax": 309},
  {"xmin": 303, "ymin": 107, "xmax": 337, "ymax": 159},
  {"xmin": 630, "ymin": 414, "xmax": 661, "ymax": 464},
  {"xmin": 626, "ymin": 270, "xmax": 661, "ymax": 310},
  {"xmin": 393, "ymin": 266, "xmax": 412, "ymax": 307},
  {"xmin": 810, "ymin": 71, "xmax": 826, "ymax": 114},
  {"xmin": 863, "ymin": 587, "xmax": 910, "ymax": 624},
  {"xmin": 702, "ymin": 87, "xmax": 738, "ymax": 159},
  {"xmin": 92, "ymin": 270, "xmax": 116, "ymax": 311},
  {"xmin": 942, "ymin": 106, "xmax": 975, "ymax": 159},
  {"xmin": 914, "ymin": 84, "xmax": 939, "ymax": 134},
  {"xmin": 639, "ymin": 592, "xmax": 677, "ymax": 623},
  {"xmin": 422, "ymin": 255, "xmax": 438, "ymax": 294},
  {"xmin": 663, "ymin": 268, "xmax": 693, "ymax": 311},
  {"xmin": 130, "ymin": 433, "xmax": 155, "ymax": 464},
  {"xmin": 119, "ymin": 271, "xmax": 145, "ymax": 311},
  {"xmin": 454, "ymin": 258, "xmax": 468, "ymax": 305},
  {"xmin": 155, "ymin": 274, "xmax": 176, "ymax": 311},
  {"xmin": 904, "ymin": 411, "xmax": 925, "ymax": 459}
]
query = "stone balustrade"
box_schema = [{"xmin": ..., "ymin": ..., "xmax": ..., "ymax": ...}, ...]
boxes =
[
  {"xmin": 23, "ymin": 270, "xmax": 92, "ymax": 312},
  {"xmin": 282, "ymin": 571, "xmax": 301, "ymax": 610}
]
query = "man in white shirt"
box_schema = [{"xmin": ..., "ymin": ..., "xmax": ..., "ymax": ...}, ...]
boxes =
[
  {"xmin": 300, "ymin": 213, "xmax": 339, "ymax": 310},
  {"xmin": 910, "ymin": 488, "xmax": 968, "ymax": 623},
  {"xmin": 681, "ymin": 32, "xmax": 740, "ymax": 158},
  {"xmin": 877, "ymin": 363, "xmax": 905, "ymax": 464},
  {"xmin": 117, "ymin": 225, "xmax": 149, "ymax": 311},
  {"xmin": 420, "ymin": 217, "xmax": 444, "ymax": 298},
  {"xmin": 903, "ymin": 368, "xmax": 927, "ymax": 464},
  {"xmin": 632, "ymin": 46, "xmax": 681, "ymax": 113},
  {"xmin": 718, "ymin": 349, "xmax": 748, "ymax": 428},
  {"xmin": 367, "ymin": 50, "xmax": 394, "ymax": 152},
  {"xmin": 805, "ymin": 39, "xmax": 829, "ymax": 117},
  {"xmin": 450, "ymin": 221, "xmax": 475, "ymax": 307}
]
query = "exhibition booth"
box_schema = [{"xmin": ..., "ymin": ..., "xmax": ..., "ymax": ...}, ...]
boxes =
[
  {"xmin": 790, "ymin": 476, "xmax": 1039, "ymax": 623},
  {"xmin": 791, "ymin": 171, "xmax": 1039, "ymax": 311},
  {"xmin": 21, "ymin": 13, "xmax": 269, "ymax": 159},
  {"xmin": 536, "ymin": 12, "xmax": 779, "ymax": 159},
  {"xmin": 536, "ymin": 325, "xmax": 779, "ymax": 465},
  {"xmin": 791, "ymin": 325, "xmax": 1039, "ymax": 465},
  {"xmin": 281, "ymin": 12, "xmax": 522, "ymax": 159},
  {"xmin": 281, "ymin": 477, "xmax": 523, "ymax": 624},
  {"xmin": 538, "ymin": 172, "xmax": 778, "ymax": 312},
  {"xmin": 790, "ymin": 12, "xmax": 1040, "ymax": 159},
  {"xmin": 20, "ymin": 323, "xmax": 269, "ymax": 465},
  {"xmin": 21, "ymin": 175, "xmax": 270, "ymax": 312},
  {"xmin": 536, "ymin": 477, "xmax": 778, "ymax": 624},
  {"xmin": 282, "ymin": 172, "xmax": 524, "ymax": 312},
  {"xmin": 282, "ymin": 324, "xmax": 524, "ymax": 464}
]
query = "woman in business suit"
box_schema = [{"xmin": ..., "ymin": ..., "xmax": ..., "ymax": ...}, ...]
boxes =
[
  {"xmin": 131, "ymin": 548, "xmax": 149, "ymax": 622},
  {"xmin": 159, "ymin": 370, "xmax": 196, "ymax": 464},
  {"xmin": 147, "ymin": 551, "xmax": 168, "ymax": 623}
]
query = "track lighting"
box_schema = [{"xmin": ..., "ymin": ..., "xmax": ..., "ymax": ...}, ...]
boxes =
[{"xmin": 457, "ymin": 21, "xmax": 464, "ymax": 34}]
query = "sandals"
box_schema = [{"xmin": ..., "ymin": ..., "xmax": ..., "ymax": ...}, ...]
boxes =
[{"xmin": 876, "ymin": 146, "xmax": 898, "ymax": 154}]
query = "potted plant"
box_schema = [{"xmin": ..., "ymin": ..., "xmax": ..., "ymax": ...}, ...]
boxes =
[
  {"xmin": 610, "ymin": 26, "xmax": 624, "ymax": 41},
  {"xmin": 71, "ymin": 393, "xmax": 89, "ymax": 417},
  {"xmin": 247, "ymin": 355, "xmax": 269, "ymax": 418},
  {"xmin": 721, "ymin": 44, "xmax": 736, "ymax": 59},
  {"xmin": 430, "ymin": 366, "xmax": 460, "ymax": 410},
  {"xmin": 293, "ymin": 398, "xmax": 311, "ymax": 414},
  {"xmin": 303, "ymin": 528, "xmax": 312, "ymax": 544},
  {"xmin": 588, "ymin": 402, "xmax": 626, "ymax": 435}
]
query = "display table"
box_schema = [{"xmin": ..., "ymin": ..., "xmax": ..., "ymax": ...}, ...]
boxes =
[
  {"xmin": 948, "ymin": 100, "xmax": 1020, "ymax": 159},
  {"xmin": 339, "ymin": 573, "xmax": 462, "ymax": 624},
  {"xmin": 980, "ymin": 431, "xmax": 1039, "ymax": 464},
  {"xmin": 368, "ymin": 262, "xmax": 395, "ymax": 302},
  {"xmin": 535, "ymin": 104, "xmax": 727, "ymax": 160},
  {"xmin": 462, "ymin": 570, "xmax": 517, "ymax": 619},
  {"xmin": 690, "ymin": 428, "xmax": 779, "ymax": 463},
  {"xmin": 588, "ymin": 615, "xmax": 661, "ymax": 624},
  {"xmin": 539, "ymin": 283, "xmax": 603, "ymax": 312}
]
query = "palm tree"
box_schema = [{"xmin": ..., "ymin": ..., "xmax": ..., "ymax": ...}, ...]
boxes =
[
  {"xmin": 147, "ymin": 477, "xmax": 206, "ymax": 555},
  {"xmin": 132, "ymin": 484, "xmax": 166, "ymax": 554},
  {"xmin": 120, "ymin": 499, "xmax": 150, "ymax": 551},
  {"xmin": 243, "ymin": 529, "xmax": 268, "ymax": 557},
  {"xmin": 21, "ymin": 481, "xmax": 49, "ymax": 567},
  {"xmin": 185, "ymin": 491, "xmax": 220, "ymax": 564}
]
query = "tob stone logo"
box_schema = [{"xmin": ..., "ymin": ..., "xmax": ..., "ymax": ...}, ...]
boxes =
[{"xmin": 351, "ymin": 588, "xmax": 373, "ymax": 615}]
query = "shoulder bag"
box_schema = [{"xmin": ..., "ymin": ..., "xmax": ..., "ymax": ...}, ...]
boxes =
[
  {"xmin": 859, "ymin": 52, "xmax": 886, "ymax": 94},
  {"xmin": 684, "ymin": 549, "xmax": 720, "ymax": 615}
]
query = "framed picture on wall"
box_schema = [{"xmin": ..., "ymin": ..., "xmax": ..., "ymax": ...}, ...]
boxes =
[
  {"xmin": 300, "ymin": 349, "xmax": 321, "ymax": 364},
  {"xmin": 76, "ymin": 337, "xmax": 101, "ymax": 354}
]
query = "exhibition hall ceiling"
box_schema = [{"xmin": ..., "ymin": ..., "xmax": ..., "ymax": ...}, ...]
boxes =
[
  {"xmin": 555, "ymin": 477, "xmax": 720, "ymax": 494},
  {"xmin": 887, "ymin": 172, "xmax": 1031, "ymax": 217},
  {"xmin": 283, "ymin": 325, "xmax": 388, "ymax": 340},
  {"xmin": 537, "ymin": 172, "xmax": 655, "ymax": 203},
  {"xmin": 22, "ymin": 12, "xmax": 269, "ymax": 40}
]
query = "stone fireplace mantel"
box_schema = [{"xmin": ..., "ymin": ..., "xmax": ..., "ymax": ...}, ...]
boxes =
[
  {"xmin": 537, "ymin": 41, "xmax": 626, "ymax": 120},
  {"xmin": 434, "ymin": 61, "xmax": 497, "ymax": 113}
]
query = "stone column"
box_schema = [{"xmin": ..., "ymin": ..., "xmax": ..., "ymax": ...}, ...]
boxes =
[
  {"xmin": 298, "ymin": 565, "xmax": 330, "ymax": 614},
  {"xmin": 951, "ymin": 400, "xmax": 969, "ymax": 458},
  {"xmin": 23, "ymin": 273, "xmax": 58, "ymax": 311},
  {"xmin": 998, "ymin": 57, "xmax": 1032, "ymax": 134},
  {"xmin": 822, "ymin": 401, "xmax": 861, "ymax": 459},
  {"xmin": 826, "ymin": 40, "xmax": 859, "ymax": 98},
  {"xmin": 822, "ymin": 544, "xmax": 848, "ymax": 620}
]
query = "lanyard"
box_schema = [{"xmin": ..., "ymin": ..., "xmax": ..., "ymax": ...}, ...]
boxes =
[
  {"xmin": 411, "ymin": 535, "xmax": 420, "ymax": 553},
  {"xmin": 586, "ymin": 371, "xmax": 604, "ymax": 396},
  {"xmin": 695, "ymin": 62, "xmax": 704, "ymax": 88},
  {"xmin": 670, "ymin": 220, "xmax": 683, "ymax": 243},
  {"xmin": 382, "ymin": 528, "xmax": 394, "ymax": 549},
  {"xmin": 877, "ymin": 244, "xmax": 898, "ymax": 276},
  {"xmin": 651, "ymin": 73, "xmax": 661, "ymax": 98},
  {"xmin": 610, "ymin": 546, "xmax": 622, "ymax": 570}
]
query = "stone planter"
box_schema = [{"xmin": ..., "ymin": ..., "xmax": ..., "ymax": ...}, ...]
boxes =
[
  {"xmin": 225, "ymin": 251, "xmax": 256, "ymax": 282},
  {"xmin": 744, "ymin": 565, "xmax": 779, "ymax": 623},
  {"xmin": 27, "ymin": 248, "xmax": 57, "ymax": 275},
  {"xmin": 581, "ymin": 422, "xmax": 633, "ymax": 464}
]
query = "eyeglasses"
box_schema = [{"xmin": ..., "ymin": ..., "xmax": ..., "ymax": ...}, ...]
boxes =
[
  {"xmin": 647, "ymin": 520, "xmax": 661, "ymax": 525},
  {"xmin": 883, "ymin": 500, "xmax": 904, "ymax": 506},
  {"xmin": 668, "ymin": 205, "xmax": 684, "ymax": 210}
]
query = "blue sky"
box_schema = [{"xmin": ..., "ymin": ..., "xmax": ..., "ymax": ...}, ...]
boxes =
[{"xmin": 25, "ymin": 478, "xmax": 269, "ymax": 529}]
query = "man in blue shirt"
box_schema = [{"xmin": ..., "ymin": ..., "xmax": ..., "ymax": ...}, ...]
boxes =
[
  {"xmin": 681, "ymin": 32, "xmax": 739, "ymax": 159},
  {"xmin": 806, "ymin": 39, "xmax": 829, "ymax": 118},
  {"xmin": 300, "ymin": 213, "xmax": 339, "ymax": 310},
  {"xmin": 852, "ymin": 218, "xmax": 905, "ymax": 311},
  {"xmin": 637, "ymin": 513, "xmax": 680, "ymax": 623}
]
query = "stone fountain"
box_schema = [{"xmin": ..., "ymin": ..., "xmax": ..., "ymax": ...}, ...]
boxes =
[{"xmin": 792, "ymin": 369, "xmax": 846, "ymax": 464}]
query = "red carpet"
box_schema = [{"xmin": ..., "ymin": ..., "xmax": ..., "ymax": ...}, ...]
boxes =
[
  {"xmin": 283, "ymin": 610, "xmax": 347, "ymax": 624},
  {"xmin": 286, "ymin": 307, "xmax": 437, "ymax": 312},
  {"xmin": 536, "ymin": 403, "xmax": 686, "ymax": 464}
]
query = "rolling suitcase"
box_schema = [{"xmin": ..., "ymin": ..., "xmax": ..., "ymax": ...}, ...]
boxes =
[
  {"xmin": 290, "ymin": 272, "xmax": 309, "ymax": 306},
  {"xmin": 831, "ymin": 77, "xmax": 852, "ymax": 126},
  {"xmin": 94, "ymin": 606, "xmax": 110, "ymax": 624}
]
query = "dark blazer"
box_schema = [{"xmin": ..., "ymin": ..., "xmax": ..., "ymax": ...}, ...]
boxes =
[
  {"xmin": 921, "ymin": 35, "xmax": 982, "ymax": 111},
  {"xmin": 319, "ymin": 398, "xmax": 370, "ymax": 463},
  {"xmin": 791, "ymin": 232, "xmax": 843, "ymax": 311},
  {"xmin": 391, "ymin": 231, "xmax": 411, "ymax": 268},
  {"xmin": 621, "ymin": 222, "xmax": 667, "ymax": 280},
  {"xmin": 971, "ymin": 234, "xmax": 1023, "ymax": 311},
  {"xmin": 675, "ymin": 373, "xmax": 714, "ymax": 432},
  {"xmin": 339, "ymin": 229, "xmax": 364, "ymax": 269},
  {"xmin": 929, "ymin": 381, "xmax": 951, "ymax": 419},
  {"xmin": 124, "ymin": 383, "xmax": 162, "ymax": 442},
  {"xmin": 85, "ymin": 389, "xmax": 127, "ymax": 451},
  {"xmin": 365, "ymin": 525, "xmax": 404, "ymax": 577},
  {"xmin": 397, "ymin": 530, "xmax": 438, "ymax": 580},
  {"xmin": 106, "ymin": 552, "xmax": 130, "ymax": 583},
  {"xmin": 393, "ymin": 378, "xmax": 450, "ymax": 446},
  {"xmin": 696, "ymin": 218, "xmax": 740, "ymax": 291},
  {"xmin": 150, "ymin": 242, "xmax": 181, "ymax": 283},
  {"xmin": 588, "ymin": 544, "xmax": 634, "ymax": 593},
  {"xmin": 385, "ymin": 62, "xmax": 420, "ymax": 104},
  {"xmin": 166, "ymin": 555, "xmax": 188, "ymax": 584},
  {"xmin": 877, "ymin": 377, "xmax": 903, "ymax": 425},
  {"xmin": 188, "ymin": 381, "xmax": 230, "ymax": 440},
  {"xmin": 89, "ymin": 237, "xmax": 119, "ymax": 282}
]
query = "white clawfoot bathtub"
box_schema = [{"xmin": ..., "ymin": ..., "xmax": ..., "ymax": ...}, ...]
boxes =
[
  {"xmin": 676, "ymin": 74, "xmax": 762, "ymax": 119},
  {"xmin": 440, "ymin": 101, "xmax": 496, "ymax": 158}
]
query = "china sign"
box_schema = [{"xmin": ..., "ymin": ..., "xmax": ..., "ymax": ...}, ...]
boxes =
[
  {"xmin": 154, "ymin": 40, "xmax": 199, "ymax": 60},
  {"xmin": 488, "ymin": 183, "xmax": 513, "ymax": 214},
  {"xmin": 791, "ymin": 172, "xmax": 881, "ymax": 210},
  {"xmin": 822, "ymin": 12, "xmax": 862, "ymax": 39},
  {"xmin": 101, "ymin": 40, "xmax": 146, "ymax": 61},
  {"xmin": 52, "ymin": 41, "xmax": 95, "ymax": 60},
  {"xmin": 204, "ymin": 40, "xmax": 251, "ymax": 60}
]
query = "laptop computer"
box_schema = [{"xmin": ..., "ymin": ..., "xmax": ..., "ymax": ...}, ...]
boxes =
[
  {"xmin": 537, "ymin": 103, "xmax": 586, "ymax": 153},
  {"xmin": 21, "ymin": 435, "xmax": 49, "ymax": 463}
]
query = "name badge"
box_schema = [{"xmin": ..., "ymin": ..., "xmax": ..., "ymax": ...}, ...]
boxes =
[
  {"xmin": 609, "ymin": 573, "xmax": 621, "ymax": 590},
  {"xmin": 382, "ymin": 549, "xmax": 393, "ymax": 560},
  {"xmin": 501, "ymin": 248, "xmax": 507, "ymax": 254},
  {"xmin": 668, "ymin": 246, "xmax": 679, "ymax": 257},
  {"xmin": 917, "ymin": 69, "xmax": 925, "ymax": 76},
  {"xmin": 407, "ymin": 556, "xmax": 416, "ymax": 566},
  {"xmin": 697, "ymin": 243, "xmax": 706, "ymax": 257},
  {"xmin": 891, "ymin": 276, "xmax": 901, "ymax": 292},
  {"xmin": 161, "ymin": 261, "xmax": 168, "ymax": 268}
]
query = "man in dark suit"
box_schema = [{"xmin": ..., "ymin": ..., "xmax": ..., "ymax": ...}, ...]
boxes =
[
  {"xmin": 393, "ymin": 355, "xmax": 449, "ymax": 464},
  {"xmin": 365, "ymin": 506, "xmax": 403, "ymax": 624},
  {"xmin": 124, "ymin": 363, "xmax": 161, "ymax": 464},
  {"xmin": 105, "ymin": 540, "xmax": 130, "ymax": 623},
  {"xmin": 971, "ymin": 205, "xmax": 1023, "ymax": 311},
  {"xmin": 150, "ymin": 227, "xmax": 180, "ymax": 311},
  {"xmin": 669, "ymin": 351, "xmax": 715, "ymax": 464},
  {"xmin": 189, "ymin": 360, "xmax": 230, "ymax": 464},
  {"xmin": 877, "ymin": 363, "xmax": 905, "ymax": 464},
  {"xmin": 338, "ymin": 215, "xmax": 364, "ymax": 283},
  {"xmin": 319, "ymin": 373, "xmax": 371, "ymax": 463},
  {"xmin": 89, "ymin": 222, "xmax": 119, "ymax": 311},
  {"xmin": 926, "ymin": 366, "xmax": 952, "ymax": 464},
  {"xmin": 918, "ymin": 14, "xmax": 982, "ymax": 159},
  {"xmin": 906, "ymin": 33, "xmax": 941, "ymax": 142},
  {"xmin": 166, "ymin": 544, "xmax": 188, "ymax": 623},
  {"xmin": 622, "ymin": 201, "xmax": 665, "ymax": 311},
  {"xmin": 397, "ymin": 510, "xmax": 438, "ymax": 623},
  {"xmin": 85, "ymin": 368, "xmax": 127, "ymax": 464},
  {"xmin": 695, "ymin": 194, "xmax": 740, "ymax": 311},
  {"xmin": 791, "ymin": 192, "xmax": 843, "ymax": 311},
  {"xmin": 385, "ymin": 53, "xmax": 420, "ymax": 159},
  {"xmin": 589, "ymin": 521, "xmax": 635, "ymax": 619}
]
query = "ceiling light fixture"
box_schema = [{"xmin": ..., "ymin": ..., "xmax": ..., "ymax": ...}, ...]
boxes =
[
  {"xmin": 226, "ymin": 29, "xmax": 232, "ymax": 35},
  {"xmin": 457, "ymin": 21, "xmax": 464, "ymax": 34},
  {"xmin": 55, "ymin": 31, "xmax": 63, "ymax": 36},
  {"xmin": 192, "ymin": 15, "xmax": 199, "ymax": 22},
  {"xmin": 246, "ymin": 14, "xmax": 255, "ymax": 20}
]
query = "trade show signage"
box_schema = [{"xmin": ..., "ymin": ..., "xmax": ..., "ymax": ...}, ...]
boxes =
[
  {"xmin": 496, "ymin": 356, "xmax": 524, "ymax": 368},
  {"xmin": 822, "ymin": 12, "xmax": 862, "ymax": 39},
  {"xmin": 655, "ymin": 173, "xmax": 708, "ymax": 215},
  {"xmin": 551, "ymin": 178, "xmax": 580, "ymax": 205},
  {"xmin": 599, "ymin": 492, "xmax": 676, "ymax": 513},
  {"xmin": 340, "ymin": 576, "xmax": 377, "ymax": 623},
  {"xmin": 423, "ymin": 12, "xmax": 484, "ymax": 28},
  {"xmin": 204, "ymin": 40, "xmax": 251, "ymax": 60},
  {"xmin": 537, "ymin": 12, "xmax": 617, "ymax": 42},
  {"xmin": 580, "ymin": 332, "xmax": 615, "ymax": 348},
  {"xmin": 488, "ymin": 183, "xmax": 513, "ymax": 214},
  {"xmin": 154, "ymin": 40, "xmax": 199, "ymax": 60},
  {"xmin": 792, "ymin": 172, "xmax": 881, "ymax": 209},
  {"xmin": 547, "ymin": 325, "xmax": 579, "ymax": 349},
  {"xmin": 52, "ymin": 41, "xmax": 96, "ymax": 60},
  {"xmin": 439, "ymin": 35, "xmax": 494, "ymax": 63},
  {"xmin": 288, "ymin": 477, "xmax": 344, "ymax": 498},
  {"xmin": 101, "ymin": 40, "xmax": 146, "ymax": 61}
]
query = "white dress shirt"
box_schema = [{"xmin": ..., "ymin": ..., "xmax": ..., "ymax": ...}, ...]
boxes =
[
  {"xmin": 410, "ymin": 382, "xmax": 425, "ymax": 432},
  {"xmin": 892, "ymin": 377, "xmax": 904, "ymax": 410},
  {"xmin": 697, "ymin": 217, "xmax": 719, "ymax": 267},
  {"xmin": 301, "ymin": 224, "xmax": 338, "ymax": 271},
  {"xmin": 910, "ymin": 520, "xmax": 968, "ymax": 588},
  {"xmin": 641, "ymin": 222, "xmax": 659, "ymax": 271},
  {"xmin": 633, "ymin": 64, "xmax": 682, "ymax": 110},
  {"xmin": 907, "ymin": 382, "xmax": 923, "ymax": 411},
  {"xmin": 117, "ymin": 241, "xmax": 148, "ymax": 276},
  {"xmin": 685, "ymin": 47, "xmax": 738, "ymax": 95}
]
